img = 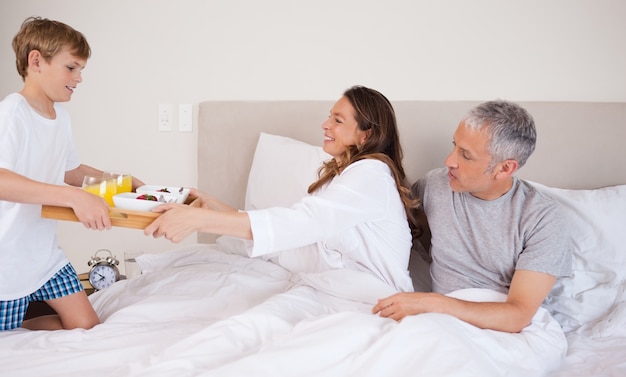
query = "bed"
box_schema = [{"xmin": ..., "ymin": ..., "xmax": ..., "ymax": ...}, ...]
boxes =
[{"xmin": 2, "ymin": 100, "xmax": 625, "ymax": 376}]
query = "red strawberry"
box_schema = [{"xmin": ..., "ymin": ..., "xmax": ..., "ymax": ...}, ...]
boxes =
[{"xmin": 137, "ymin": 194, "xmax": 158, "ymax": 201}]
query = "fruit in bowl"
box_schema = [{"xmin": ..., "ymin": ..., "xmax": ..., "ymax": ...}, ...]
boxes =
[
  {"xmin": 136, "ymin": 185, "xmax": 190, "ymax": 204},
  {"xmin": 113, "ymin": 192, "xmax": 178, "ymax": 211},
  {"xmin": 137, "ymin": 194, "xmax": 158, "ymax": 201}
]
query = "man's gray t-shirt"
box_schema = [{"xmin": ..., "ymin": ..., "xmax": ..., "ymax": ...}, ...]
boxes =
[{"xmin": 414, "ymin": 168, "xmax": 572, "ymax": 295}]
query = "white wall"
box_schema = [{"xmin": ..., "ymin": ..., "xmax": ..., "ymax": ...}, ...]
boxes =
[{"xmin": 1, "ymin": 0, "xmax": 625, "ymax": 273}]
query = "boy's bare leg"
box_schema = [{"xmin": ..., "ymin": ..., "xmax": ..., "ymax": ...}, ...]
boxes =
[
  {"xmin": 21, "ymin": 314, "xmax": 63, "ymax": 330},
  {"xmin": 22, "ymin": 291, "xmax": 99, "ymax": 330}
]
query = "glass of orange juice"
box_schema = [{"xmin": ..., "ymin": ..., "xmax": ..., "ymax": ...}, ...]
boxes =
[
  {"xmin": 82, "ymin": 176, "xmax": 115, "ymax": 206},
  {"xmin": 103, "ymin": 171, "xmax": 132, "ymax": 194}
]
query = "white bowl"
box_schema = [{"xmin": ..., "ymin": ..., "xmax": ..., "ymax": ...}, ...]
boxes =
[
  {"xmin": 112, "ymin": 192, "xmax": 178, "ymax": 212},
  {"xmin": 136, "ymin": 185, "xmax": 190, "ymax": 204}
]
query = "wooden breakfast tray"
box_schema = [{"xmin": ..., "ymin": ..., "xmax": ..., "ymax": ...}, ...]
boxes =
[
  {"xmin": 41, "ymin": 205, "xmax": 160, "ymax": 229},
  {"xmin": 42, "ymin": 197, "xmax": 198, "ymax": 229}
]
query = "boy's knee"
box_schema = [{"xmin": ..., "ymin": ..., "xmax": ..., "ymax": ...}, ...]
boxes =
[{"xmin": 63, "ymin": 316, "xmax": 100, "ymax": 330}]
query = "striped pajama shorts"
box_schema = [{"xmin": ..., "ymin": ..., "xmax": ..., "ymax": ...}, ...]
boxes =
[{"xmin": 0, "ymin": 263, "xmax": 83, "ymax": 331}]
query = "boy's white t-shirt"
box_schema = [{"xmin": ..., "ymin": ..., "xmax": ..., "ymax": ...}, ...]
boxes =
[{"xmin": 0, "ymin": 93, "xmax": 81, "ymax": 300}]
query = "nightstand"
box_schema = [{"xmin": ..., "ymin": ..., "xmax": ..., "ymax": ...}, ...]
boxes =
[{"xmin": 78, "ymin": 272, "xmax": 96, "ymax": 296}]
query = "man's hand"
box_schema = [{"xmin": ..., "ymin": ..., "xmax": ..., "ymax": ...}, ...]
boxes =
[{"xmin": 373, "ymin": 270, "xmax": 557, "ymax": 333}]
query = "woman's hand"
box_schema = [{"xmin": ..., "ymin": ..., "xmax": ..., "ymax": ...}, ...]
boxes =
[
  {"xmin": 144, "ymin": 203, "xmax": 200, "ymax": 243},
  {"xmin": 144, "ymin": 200, "xmax": 253, "ymax": 243},
  {"xmin": 187, "ymin": 188, "xmax": 238, "ymax": 212}
]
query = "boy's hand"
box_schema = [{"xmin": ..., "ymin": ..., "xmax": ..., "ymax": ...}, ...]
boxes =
[{"xmin": 71, "ymin": 190, "xmax": 112, "ymax": 230}]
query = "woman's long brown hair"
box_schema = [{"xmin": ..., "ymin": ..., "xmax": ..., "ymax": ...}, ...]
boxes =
[{"xmin": 308, "ymin": 85, "xmax": 420, "ymax": 224}]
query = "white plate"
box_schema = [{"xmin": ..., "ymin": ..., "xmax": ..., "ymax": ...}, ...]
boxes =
[
  {"xmin": 136, "ymin": 185, "xmax": 190, "ymax": 204},
  {"xmin": 112, "ymin": 192, "xmax": 178, "ymax": 212}
]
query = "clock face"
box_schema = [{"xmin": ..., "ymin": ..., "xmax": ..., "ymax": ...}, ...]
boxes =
[{"xmin": 89, "ymin": 264, "xmax": 118, "ymax": 290}]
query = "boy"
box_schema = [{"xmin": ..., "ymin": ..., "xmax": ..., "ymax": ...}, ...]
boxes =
[{"xmin": 0, "ymin": 17, "xmax": 140, "ymax": 330}]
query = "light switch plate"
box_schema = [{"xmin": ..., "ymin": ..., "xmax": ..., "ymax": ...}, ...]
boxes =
[{"xmin": 178, "ymin": 104, "xmax": 193, "ymax": 132}]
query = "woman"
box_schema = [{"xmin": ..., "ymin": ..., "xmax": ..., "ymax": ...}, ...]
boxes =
[{"xmin": 145, "ymin": 85, "xmax": 418, "ymax": 292}]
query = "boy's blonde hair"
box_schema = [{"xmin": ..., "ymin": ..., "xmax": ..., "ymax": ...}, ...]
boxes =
[{"xmin": 12, "ymin": 16, "xmax": 91, "ymax": 81}]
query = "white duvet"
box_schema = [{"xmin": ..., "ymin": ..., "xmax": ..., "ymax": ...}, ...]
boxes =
[{"xmin": 0, "ymin": 244, "xmax": 621, "ymax": 377}]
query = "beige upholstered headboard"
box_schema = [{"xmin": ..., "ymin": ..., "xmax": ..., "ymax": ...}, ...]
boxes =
[{"xmin": 198, "ymin": 101, "xmax": 626, "ymax": 243}]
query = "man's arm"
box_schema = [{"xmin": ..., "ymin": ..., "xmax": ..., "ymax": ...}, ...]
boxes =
[{"xmin": 373, "ymin": 269, "xmax": 556, "ymax": 333}]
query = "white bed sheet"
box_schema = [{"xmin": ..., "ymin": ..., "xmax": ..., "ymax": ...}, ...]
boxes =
[
  {"xmin": 1, "ymin": 244, "xmax": 624, "ymax": 377},
  {"xmin": 546, "ymin": 307, "xmax": 626, "ymax": 377}
]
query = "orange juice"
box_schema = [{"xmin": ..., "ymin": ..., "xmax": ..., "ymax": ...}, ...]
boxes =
[
  {"xmin": 83, "ymin": 182, "xmax": 105, "ymax": 196},
  {"xmin": 83, "ymin": 177, "xmax": 117, "ymax": 207},
  {"xmin": 83, "ymin": 180, "xmax": 115, "ymax": 206},
  {"xmin": 104, "ymin": 172, "xmax": 132, "ymax": 194},
  {"xmin": 116, "ymin": 174, "xmax": 132, "ymax": 193},
  {"xmin": 103, "ymin": 180, "xmax": 117, "ymax": 206}
]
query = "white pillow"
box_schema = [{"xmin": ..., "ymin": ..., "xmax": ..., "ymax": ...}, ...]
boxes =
[
  {"xmin": 244, "ymin": 133, "xmax": 330, "ymax": 210},
  {"xmin": 530, "ymin": 182, "xmax": 626, "ymax": 334}
]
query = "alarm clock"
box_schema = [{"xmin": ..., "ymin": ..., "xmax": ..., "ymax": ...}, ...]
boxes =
[{"xmin": 87, "ymin": 249, "xmax": 121, "ymax": 291}]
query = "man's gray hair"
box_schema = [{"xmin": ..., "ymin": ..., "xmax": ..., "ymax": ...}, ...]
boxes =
[{"xmin": 463, "ymin": 100, "xmax": 536, "ymax": 170}]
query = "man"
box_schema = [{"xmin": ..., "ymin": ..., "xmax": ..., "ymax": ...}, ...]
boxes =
[{"xmin": 373, "ymin": 100, "xmax": 571, "ymax": 334}]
